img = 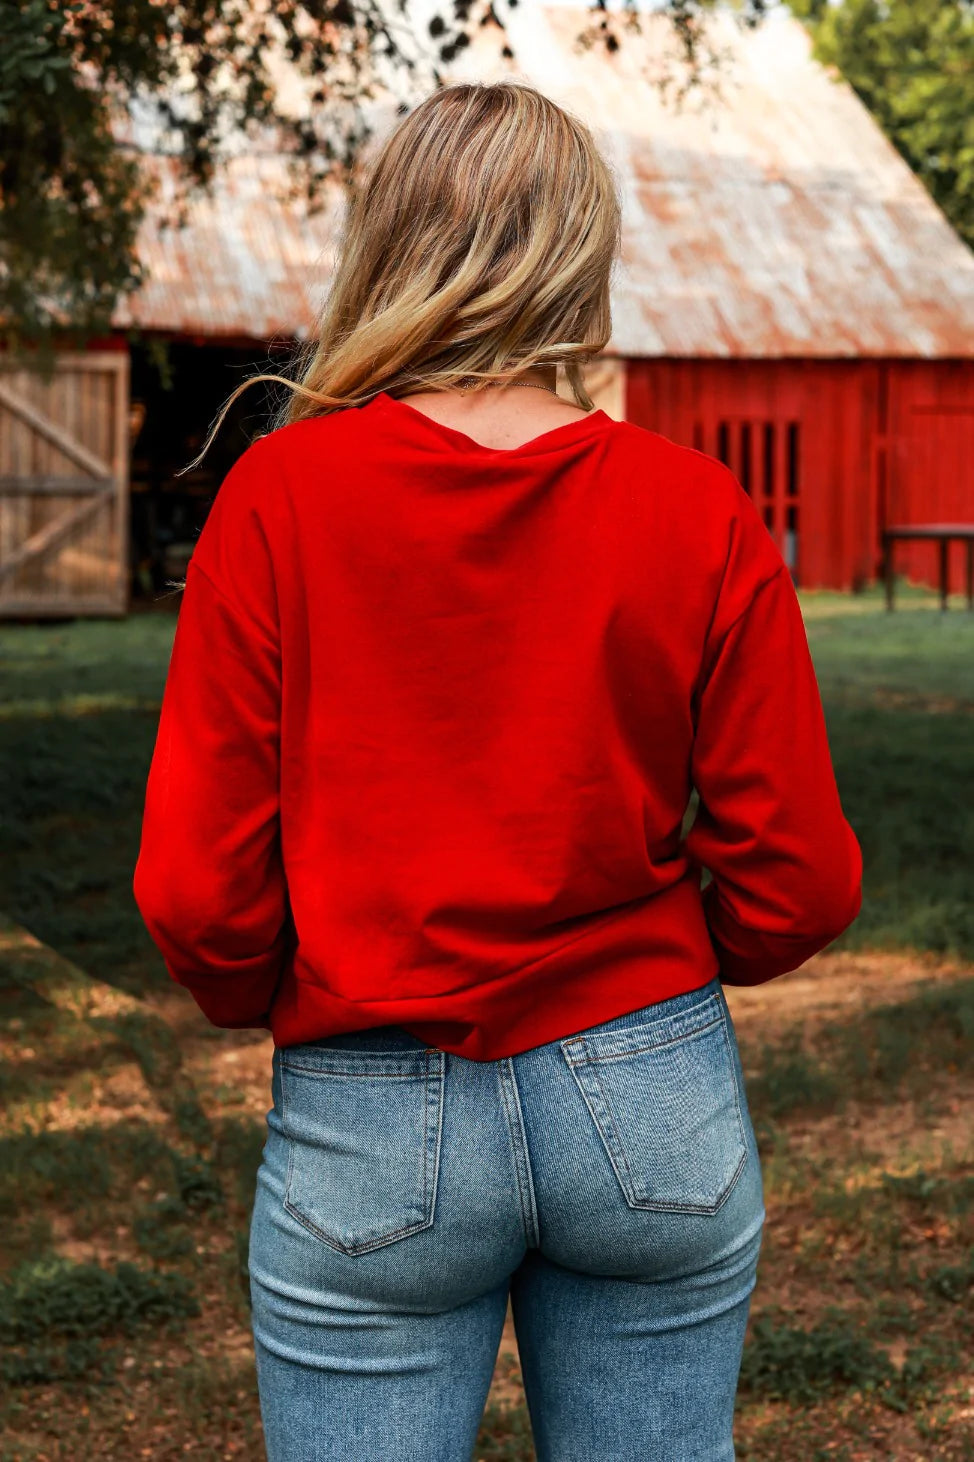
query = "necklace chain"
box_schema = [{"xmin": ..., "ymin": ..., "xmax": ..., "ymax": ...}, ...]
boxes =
[{"xmin": 472, "ymin": 380, "xmax": 560, "ymax": 397}]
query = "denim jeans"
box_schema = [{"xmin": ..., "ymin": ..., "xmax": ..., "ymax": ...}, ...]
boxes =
[{"xmin": 248, "ymin": 973, "xmax": 766, "ymax": 1461}]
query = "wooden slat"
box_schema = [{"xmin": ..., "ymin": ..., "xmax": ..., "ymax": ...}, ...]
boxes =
[
  {"xmin": 0, "ymin": 475, "xmax": 114, "ymax": 495},
  {"xmin": 113, "ymin": 351, "xmax": 131, "ymax": 612},
  {"xmin": 3, "ymin": 351, "xmax": 128, "ymax": 373},
  {"xmin": 0, "ymin": 598, "xmax": 125, "ymax": 618},
  {"xmin": 0, "ymin": 493, "xmax": 108, "ymax": 585},
  {"xmin": 0, "ymin": 380, "xmax": 113, "ymax": 479}
]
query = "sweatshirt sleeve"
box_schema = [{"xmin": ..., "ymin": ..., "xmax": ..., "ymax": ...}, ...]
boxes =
[
  {"xmin": 684, "ymin": 514, "xmax": 863, "ymax": 987},
  {"xmin": 133, "ymin": 439, "xmax": 293, "ymax": 1028}
]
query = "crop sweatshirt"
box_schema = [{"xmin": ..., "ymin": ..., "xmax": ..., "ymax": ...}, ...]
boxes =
[{"xmin": 133, "ymin": 390, "xmax": 863, "ymax": 1061}]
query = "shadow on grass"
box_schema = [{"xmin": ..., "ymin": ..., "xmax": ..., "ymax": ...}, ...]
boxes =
[{"xmin": 747, "ymin": 974, "xmax": 974, "ymax": 1123}]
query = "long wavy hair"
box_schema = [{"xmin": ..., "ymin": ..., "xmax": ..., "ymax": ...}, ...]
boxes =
[{"xmin": 183, "ymin": 79, "xmax": 623, "ymax": 470}]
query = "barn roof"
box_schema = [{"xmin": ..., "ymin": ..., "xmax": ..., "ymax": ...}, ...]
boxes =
[{"xmin": 112, "ymin": 3, "xmax": 974, "ymax": 358}]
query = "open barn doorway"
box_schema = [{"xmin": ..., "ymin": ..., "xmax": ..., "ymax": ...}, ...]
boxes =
[{"xmin": 129, "ymin": 336, "xmax": 290, "ymax": 603}]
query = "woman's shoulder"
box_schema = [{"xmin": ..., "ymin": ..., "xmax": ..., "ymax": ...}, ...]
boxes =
[
  {"xmin": 609, "ymin": 417, "xmax": 740, "ymax": 489},
  {"xmin": 189, "ymin": 414, "xmax": 357, "ymax": 579},
  {"xmin": 605, "ymin": 417, "xmax": 766, "ymax": 528},
  {"xmin": 246, "ymin": 405, "xmax": 366, "ymax": 463},
  {"xmin": 608, "ymin": 418, "xmax": 786, "ymax": 583}
]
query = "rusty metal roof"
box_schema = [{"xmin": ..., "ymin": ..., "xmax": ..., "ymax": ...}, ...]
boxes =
[
  {"xmin": 111, "ymin": 148, "xmax": 345, "ymax": 342},
  {"xmin": 112, "ymin": 3, "xmax": 974, "ymax": 357}
]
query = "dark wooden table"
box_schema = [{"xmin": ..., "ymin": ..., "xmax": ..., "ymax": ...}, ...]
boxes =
[{"xmin": 882, "ymin": 523, "xmax": 974, "ymax": 611}]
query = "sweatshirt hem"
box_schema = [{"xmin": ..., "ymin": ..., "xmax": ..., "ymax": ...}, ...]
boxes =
[{"xmin": 269, "ymin": 877, "xmax": 722, "ymax": 1061}]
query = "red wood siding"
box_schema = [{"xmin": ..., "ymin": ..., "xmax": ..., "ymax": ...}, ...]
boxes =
[
  {"xmin": 884, "ymin": 361, "xmax": 974, "ymax": 594},
  {"xmin": 625, "ymin": 359, "xmax": 974, "ymax": 595}
]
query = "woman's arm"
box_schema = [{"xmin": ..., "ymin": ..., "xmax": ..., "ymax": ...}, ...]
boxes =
[
  {"xmin": 684, "ymin": 558, "xmax": 863, "ymax": 987},
  {"xmin": 133, "ymin": 441, "xmax": 293, "ymax": 1027}
]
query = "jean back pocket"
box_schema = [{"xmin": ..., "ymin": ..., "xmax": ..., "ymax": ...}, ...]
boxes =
[
  {"xmin": 560, "ymin": 989, "xmax": 748, "ymax": 1215},
  {"xmin": 279, "ymin": 1044, "xmax": 445, "ymax": 1256}
]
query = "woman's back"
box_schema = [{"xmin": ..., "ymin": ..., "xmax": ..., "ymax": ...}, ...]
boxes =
[{"xmin": 133, "ymin": 388, "xmax": 862, "ymax": 1061}]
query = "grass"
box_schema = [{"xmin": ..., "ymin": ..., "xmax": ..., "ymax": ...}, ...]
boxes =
[
  {"xmin": 0, "ymin": 578, "xmax": 972, "ymax": 1459},
  {"xmin": 1, "ymin": 1258, "xmax": 200, "ymax": 1385},
  {"xmin": 0, "ymin": 613, "xmax": 175, "ymax": 1004},
  {"xmin": 747, "ymin": 974, "xmax": 974, "ymax": 1121},
  {"xmin": 798, "ymin": 583, "xmax": 974, "ymax": 962}
]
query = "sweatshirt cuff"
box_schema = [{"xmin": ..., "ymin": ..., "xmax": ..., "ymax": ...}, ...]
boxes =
[
  {"xmin": 163, "ymin": 954, "xmax": 283, "ymax": 1029},
  {"xmin": 703, "ymin": 878, "xmax": 863, "ymax": 986}
]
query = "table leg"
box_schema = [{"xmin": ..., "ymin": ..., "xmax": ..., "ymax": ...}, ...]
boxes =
[
  {"xmin": 966, "ymin": 540, "xmax": 973, "ymax": 612},
  {"xmin": 884, "ymin": 533, "xmax": 894, "ymax": 611},
  {"xmin": 939, "ymin": 537, "xmax": 949, "ymax": 611}
]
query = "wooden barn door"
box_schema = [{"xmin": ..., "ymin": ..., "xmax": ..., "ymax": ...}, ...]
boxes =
[
  {"xmin": 884, "ymin": 361, "xmax": 974, "ymax": 597},
  {"xmin": 0, "ymin": 351, "xmax": 130, "ymax": 617}
]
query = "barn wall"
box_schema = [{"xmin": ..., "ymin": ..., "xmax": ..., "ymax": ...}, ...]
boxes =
[
  {"xmin": 625, "ymin": 359, "xmax": 877, "ymax": 592},
  {"xmin": 883, "ymin": 360, "xmax": 974, "ymax": 594},
  {"xmin": 625, "ymin": 359, "xmax": 974, "ymax": 596}
]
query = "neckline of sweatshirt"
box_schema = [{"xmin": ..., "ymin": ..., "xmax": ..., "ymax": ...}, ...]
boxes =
[{"xmin": 370, "ymin": 389, "xmax": 614, "ymax": 459}]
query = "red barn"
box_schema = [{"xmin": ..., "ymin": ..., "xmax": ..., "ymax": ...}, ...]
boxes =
[
  {"xmin": 4, "ymin": 4, "xmax": 973, "ymax": 612},
  {"xmin": 453, "ymin": 4, "xmax": 974, "ymax": 595}
]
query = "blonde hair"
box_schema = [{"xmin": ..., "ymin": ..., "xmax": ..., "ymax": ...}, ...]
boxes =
[{"xmin": 182, "ymin": 79, "xmax": 623, "ymax": 471}]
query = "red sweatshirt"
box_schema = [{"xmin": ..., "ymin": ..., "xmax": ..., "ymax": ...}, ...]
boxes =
[{"xmin": 133, "ymin": 390, "xmax": 862, "ymax": 1061}]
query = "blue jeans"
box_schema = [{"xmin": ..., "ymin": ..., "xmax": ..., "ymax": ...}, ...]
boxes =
[{"xmin": 248, "ymin": 973, "xmax": 766, "ymax": 1460}]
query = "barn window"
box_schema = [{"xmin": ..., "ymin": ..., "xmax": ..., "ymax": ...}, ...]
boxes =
[
  {"xmin": 707, "ymin": 417, "xmax": 801, "ymax": 583},
  {"xmin": 763, "ymin": 422, "xmax": 775, "ymax": 493},
  {"xmin": 784, "ymin": 421, "xmax": 800, "ymax": 577}
]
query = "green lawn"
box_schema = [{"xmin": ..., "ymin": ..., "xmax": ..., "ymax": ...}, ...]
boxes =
[
  {"xmin": 1, "ymin": 580, "xmax": 972, "ymax": 1003},
  {"xmin": 0, "ymin": 612, "xmax": 177, "ymax": 1003},
  {"xmin": 800, "ymin": 585, "xmax": 974, "ymax": 959}
]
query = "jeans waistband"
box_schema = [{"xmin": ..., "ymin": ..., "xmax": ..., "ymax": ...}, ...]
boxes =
[{"xmin": 292, "ymin": 974, "xmax": 724, "ymax": 1059}]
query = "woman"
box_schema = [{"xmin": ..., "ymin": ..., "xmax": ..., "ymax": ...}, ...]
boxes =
[{"xmin": 134, "ymin": 80, "xmax": 862, "ymax": 1461}]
